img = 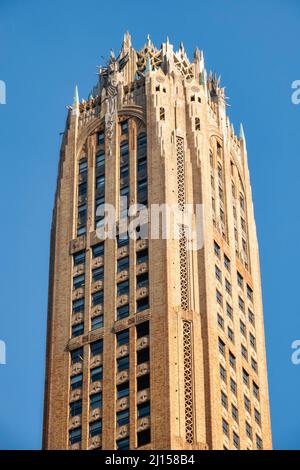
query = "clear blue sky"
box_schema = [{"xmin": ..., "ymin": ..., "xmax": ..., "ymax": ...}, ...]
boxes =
[{"xmin": 0, "ymin": 0, "xmax": 299, "ymax": 450}]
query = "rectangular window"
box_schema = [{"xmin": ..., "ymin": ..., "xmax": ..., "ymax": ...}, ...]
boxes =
[
  {"xmin": 117, "ymin": 233, "xmax": 129, "ymax": 247},
  {"xmin": 137, "ymin": 272, "xmax": 149, "ymax": 289},
  {"xmin": 233, "ymin": 432, "xmax": 240, "ymax": 449},
  {"xmin": 71, "ymin": 347, "xmax": 83, "ymax": 364},
  {"xmin": 229, "ymin": 351, "xmax": 236, "ymax": 370},
  {"xmin": 117, "ymin": 356, "xmax": 129, "ymax": 372},
  {"xmin": 137, "ymin": 374, "xmax": 150, "ymax": 391},
  {"xmin": 92, "ymin": 291, "xmax": 104, "ymax": 306},
  {"xmin": 256, "ymin": 435, "xmax": 263, "ymax": 450},
  {"xmin": 137, "ymin": 248, "xmax": 148, "ymax": 264},
  {"xmin": 246, "ymin": 421, "xmax": 253, "ymax": 440},
  {"xmin": 117, "ymin": 256, "xmax": 129, "ymax": 272},
  {"xmin": 78, "ymin": 182, "xmax": 87, "ymax": 197},
  {"xmin": 90, "ymin": 366, "xmax": 103, "ymax": 383},
  {"xmin": 117, "ymin": 381, "xmax": 129, "ymax": 399},
  {"xmin": 73, "ymin": 251, "xmax": 85, "ymax": 266},
  {"xmin": 72, "ymin": 298, "xmax": 85, "ymax": 314},
  {"xmin": 238, "ymin": 296, "xmax": 245, "ymax": 312},
  {"xmin": 97, "ymin": 131, "xmax": 105, "ymax": 145},
  {"xmin": 117, "ymin": 280, "xmax": 129, "ymax": 297},
  {"xmin": 215, "ymin": 265, "xmax": 222, "ymax": 282},
  {"xmin": 73, "ymin": 274, "xmax": 85, "ymax": 290},
  {"xmin": 224, "ymin": 255, "xmax": 230, "ymax": 271},
  {"xmin": 79, "ymin": 160, "xmax": 87, "ymax": 174},
  {"xmin": 237, "ymin": 272, "xmax": 244, "ymax": 288},
  {"xmin": 244, "ymin": 395, "xmax": 251, "ymax": 412},
  {"xmin": 241, "ymin": 344, "xmax": 248, "ymax": 360},
  {"xmin": 70, "ymin": 373, "xmax": 83, "ymax": 390},
  {"xmin": 243, "ymin": 368, "xmax": 249, "ymax": 386},
  {"xmin": 117, "ymin": 304, "xmax": 129, "ymax": 320},
  {"xmin": 117, "ymin": 409, "xmax": 130, "ymax": 426},
  {"xmin": 69, "ymin": 428, "xmax": 81, "ymax": 445},
  {"xmin": 218, "ymin": 338, "xmax": 225, "ymax": 356},
  {"xmin": 137, "ymin": 429, "xmax": 151, "ymax": 447},
  {"xmin": 247, "ymin": 284, "xmax": 253, "ymax": 301},
  {"xmin": 89, "ymin": 419, "xmax": 102, "ymax": 437},
  {"xmin": 137, "ymin": 401, "xmax": 150, "ymax": 418},
  {"xmin": 220, "ymin": 365, "xmax": 227, "ymax": 382},
  {"xmin": 253, "ymin": 382, "xmax": 260, "ymax": 400},
  {"xmin": 226, "ymin": 302, "xmax": 233, "ymax": 319},
  {"xmin": 136, "ymin": 321, "xmax": 149, "ymax": 338},
  {"xmin": 250, "ymin": 333, "xmax": 256, "ymax": 350},
  {"xmin": 227, "ymin": 327, "xmax": 234, "ymax": 343},
  {"xmin": 254, "ymin": 409, "xmax": 261, "ymax": 425},
  {"xmin": 121, "ymin": 121, "xmax": 128, "ymax": 134},
  {"xmin": 222, "ymin": 418, "xmax": 229, "ymax": 437},
  {"xmin": 248, "ymin": 309, "xmax": 255, "ymax": 325},
  {"xmin": 137, "ymin": 347, "xmax": 149, "ymax": 365},
  {"xmin": 96, "ymin": 175, "xmax": 105, "ymax": 190},
  {"xmin": 136, "ymin": 296, "xmax": 149, "ymax": 312},
  {"xmin": 214, "ymin": 241, "xmax": 221, "ymax": 258},
  {"xmin": 221, "ymin": 391, "xmax": 228, "ymax": 409},
  {"xmin": 92, "ymin": 243, "xmax": 104, "ymax": 258},
  {"xmin": 77, "ymin": 204, "xmax": 86, "ymax": 225},
  {"xmin": 225, "ymin": 279, "xmax": 232, "ymax": 295},
  {"xmin": 72, "ymin": 323, "xmax": 84, "ymax": 338},
  {"xmin": 217, "ymin": 313, "xmax": 224, "ymax": 330},
  {"xmin": 92, "ymin": 266, "xmax": 104, "ymax": 282},
  {"xmin": 96, "ymin": 151, "xmax": 105, "ymax": 169},
  {"xmin": 216, "ymin": 289, "xmax": 223, "ymax": 306},
  {"xmin": 92, "ymin": 315, "xmax": 104, "ymax": 330},
  {"xmin": 90, "ymin": 340, "xmax": 103, "ymax": 357},
  {"xmin": 90, "ymin": 392, "xmax": 102, "ymax": 410},
  {"xmin": 232, "ymin": 404, "xmax": 238, "ymax": 423},
  {"xmin": 230, "ymin": 378, "xmax": 237, "ymax": 396},
  {"xmin": 70, "ymin": 400, "xmax": 82, "ymax": 417},
  {"xmin": 251, "ymin": 357, "xmax": 258, "ymax": 373},
  {"xmin": 117, "ymin": 330, "xmax": 129, "ymax": 346},
  {"xmin": 117, "ymin": 437, "xmax": 129, "ymax": 450},
  {"xmin": 240, "ymin": 320, "xmax": 246, "ymax": 336}
]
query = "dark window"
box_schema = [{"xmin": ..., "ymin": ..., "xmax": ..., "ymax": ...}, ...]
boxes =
[
  {"xmin": 90, "ymin": 392, "xmax": 102, "ymax": 410},
  {"xmin": 243, "ymin": 368, "xmax": 249, "ymax": 386},
  {"xmin": 78, "ymin": 182, "xmax": 87, "ymax": 197},
  {"xmin": 118, "ymin": 257, "xmax": 129, "ymax": 272},
  {"xmin": 69, "ymin": 428, "xmax": 81, "ymax": 445},
  {"xmin": 244, "ymin": 395, "xmax": 251, "ymax": 412},
  {"xmin": 238, "ymin": 296, "xmax": 245, "ymax": 312},
  {"xmin": 70, "ymin": 373, "xmax": 83, "ymax": 390},
  {"xmin": 117, "ymin": 330, "xmax": 129, "ymax": 346},
  {"xmin": 137, "ymin": 297, "xmax": 149, "ymax": 312},
  {"xmin": 247, "ymin": 284, "xmax": 253, "ymax": 301},
  {"xmin": 248, "ymin": 309, "xmax": 255, "ymax": 325},
  {"xmin": 240, "ymin": 320, "xmax": 246, "ymax": 336},
  {"xmin": 117, "ymin": 437, "xmax": 129, "ymax": 450},
  {"xmin": 92, "ymin": 315, "xmax": 104, "ymax": 330},
  {"xmin": 220, "ymin": 365, "xmax": 226, "ymax": 382},
  {"xmin": 215, "ymin": 265, "xmax": 222, "ymax": 282},
  {"xmin": 117, "ymin": 381, "xmax": 129, "ymax": 399},
  {"xmin": 241, "ymin": 344, "xmax": 248, "ymax": 360},
  {"xmin": 233, "ymin": 432, "xmax": 240, "ymax": 449},
  {"xmin": 73, "ymin": 251, "xmax": 85, "ymax": 266},
  {"xmin": 253, "ymin": 381, "xmax": 260, "ymax": 400},
  {"xmin": 121, "ymin": 121, "xmax": 128, "ymax": 134},
  {"xmin": 96, "ymin": 175, "xmax": 105, "ymax": 190},
  {"xmin": 137, "ymin": 272, "xmax": 148, "ymax": 289},
  {"xmin": 218, "ymin": 338, "xmax": 225, "ymax": 356},
  {"xmin": 232, "ymin": 404, "xmax": 238, "ymax": 423},
  {"xmin": 96, "ymin": 151, "xmax": 105, "ymax": 169},
  {"xmin": 214, "ymin": 241, "xmax": 221, "ymax": 258},
  {"xmin": 137, "ymin": 429, "xmax": 151, "ymax": 447},
  {"xmin": 70, "ymin": 400, "xmax": 82, "ymax": 417},
  {"xmin": 224, "ymin": 255, "xmax": 230, "ymax": 271},
  {"xmin": 137, "ymin": 401, "xmax": 150, "ymax": 418},
  {"xmin": 256, "ymin": 435, "xmax": 263, "ymax": 450},
  {"xmin": 216, "ymin": 290, "xmax": 223, "ymax": 306},
  {"xmin": 89, "ymin": 419, "xmax": 102, "ymax": 437},
  {"xmin": 92, "ymin": 291, "xmax": 104, "ymax": 306},
  {"xmin": 92, "ymin": 243, "xmax": 104, "ymax": 258},
  {"xmin": 79, "ymin": 159, "xmax": 87, "ymax": 174},
  {"xmin": 73, "ymin": 274, "xmax": 85, "ymax": 290},
  {"xmin": 217, "ymin": 313, "xmax": 224, "ymax": 330},
  {"xmin": 222, "ymin": 418, "xmax": 229, "ymax": 436},
  {"xmin": 136, "ymin": 321, "xmax": 149, "ymax": 338},
  {"xmin": 117, "ymin": 355, "xmax": 129, "ymax": 372},
  {"xmin": 117, "ymin": 304, "xmax": 129, "ymax": 321},
  {"xmin": 97, "ymin": 131, "xmax": 105, "ymax": 145},
  {"xmin": 225, "ymin": 279, "xmax": 232, "ymax": 295},
  {"xmin": 117, "ymin": 409, "xmax": 129, "ymax": 426},
  {"xmin": 251, "ymin": 357, "xmax": 258, "ymax": 373},
  {"xmin": 92, "ymin": 266, "xmax": 104, "ymax": 282},
  {"xmin": 250, "ymin": 333, "xmax": 256, "ymax": 350},
  {"xmin": 229, "ymin": 352, "xmax": 236, "ymax": 370},
  {"xmin": 91, "ymin": 340, "xmax": 103, "ymax": 357},
  {"xmin": 137, "ymin": 248, "xmax": 148, "ymax": 264},
  {"xmin": 90, "ymin": 366, "xmax": 103, "ymax": 382},
  {"xmin": 221, "ymin": 391, "xmax": 228, "ymax": 409},
  {"xmin": 246, "ymin": 421, "xmax": 253, "ymax": 440},
  {"xmin": 117, "ymin": 280, "xmax": 129, "ymax": 296},
  {"xmin": 137, "ymin": 348, "xmax": 149, "ymax": 365},
  {"xmin": 254, "ymin": 409, "xmax": 261, "ymax": 425},
  {"xmin": 226, "ymin": 302, "xmax": 233, "ymax": 319},
  {"xmin": 230, "ymin": 378, "xmax": 237, "ymax": 396},
  {"xmin": 117, "ymin": 233, "xmax": 129, "ymax": 247},
  {"xmin": 72, "ymin": 323, "xmax": 84, "ymax": 338},
  {"xmin": 137, "ymin": 374, "xmax": 150, "ymax": 391},
  {"xmin": 237, "ymin": 271, "xmax": 244, "ymax": 288},
  {"xmin": 71, "ymin": 348, "xmax": 83, "ymax": 364}
]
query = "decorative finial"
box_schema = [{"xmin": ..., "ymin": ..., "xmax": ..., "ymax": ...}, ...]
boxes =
[
  {"xmin": 73, "ymin": 85, "xmax": 79, "ymax": 106},
  {"xmin": 123, "ymin": 31, "xmax": 131, "ymax": 47},
  {"xmin": 240, "ymin": 123, "xmax": 247, "ymax": 151},
  {"xmin": 147, "ymin": 34, "xmax": 151, "ymax": 47}
]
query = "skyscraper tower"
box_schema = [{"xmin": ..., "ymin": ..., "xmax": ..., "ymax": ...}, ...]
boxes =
[{"xmin": 43, "ymin": 33, "xmax": 272, "ymax": 450}]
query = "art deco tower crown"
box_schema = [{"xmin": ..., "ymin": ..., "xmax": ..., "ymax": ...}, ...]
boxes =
[{"xmin": 43, "ymin": 33, "xmax": 272, "ymax": 450}]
